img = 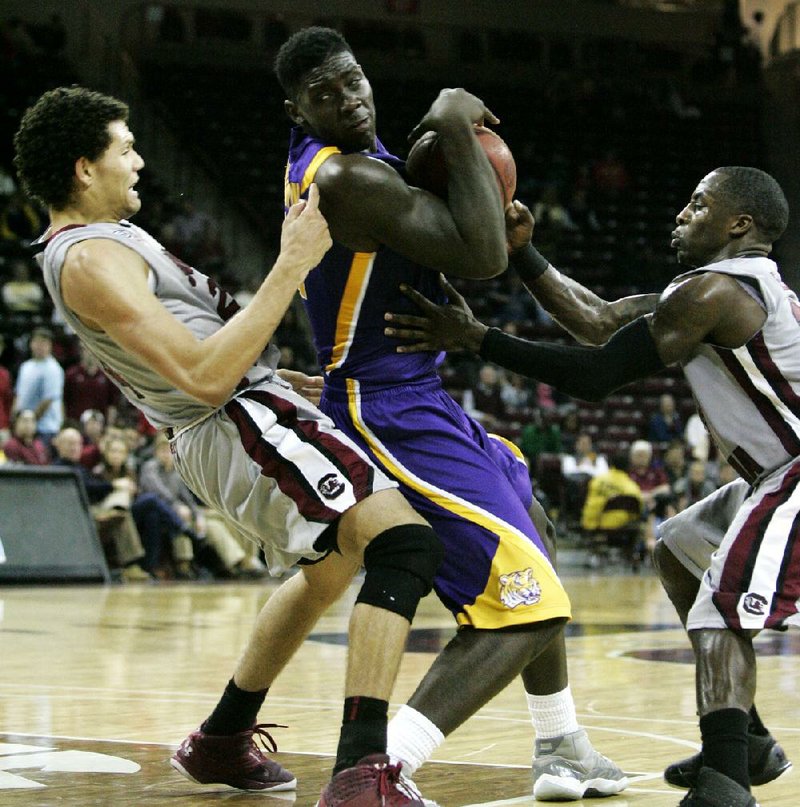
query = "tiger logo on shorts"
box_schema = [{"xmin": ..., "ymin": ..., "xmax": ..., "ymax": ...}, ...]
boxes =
[{"xmin": 499, "ymin": 568, "xmax": 542, "ymax": 609}]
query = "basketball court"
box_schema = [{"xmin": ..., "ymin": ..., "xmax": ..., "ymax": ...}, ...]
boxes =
[{"xmin": 1, "ymin": 568, "xmax": 797, "ymax": 805}]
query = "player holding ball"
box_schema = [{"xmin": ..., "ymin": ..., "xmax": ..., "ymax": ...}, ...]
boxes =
[{"xmin": 273, "ymin": 25, "xmax": 627, "ymax": 806}]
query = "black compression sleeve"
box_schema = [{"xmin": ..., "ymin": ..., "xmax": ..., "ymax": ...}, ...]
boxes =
[
  {"xmin": 479, "ymin": 316, "xmax": 666, "ymax": 402},
  {"xmin": 509, "ymin": 243, "xmax": 550, "ymax": 283}
]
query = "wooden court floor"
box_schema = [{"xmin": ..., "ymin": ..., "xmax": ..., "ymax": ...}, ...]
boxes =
[{"xmin": 0, "ymin": 568, "xmax": 798, "ymax": 806}]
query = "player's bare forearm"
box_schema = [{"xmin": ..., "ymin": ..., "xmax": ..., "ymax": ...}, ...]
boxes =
[
  {"xmin": 606, "ymin": 294, "xmax": 661, "ymax": 332},
  {"xmin": 438, "ymin": 124, "xmax": 506, "ymax": 278},
  {"xmin": 524, "ymin": 267, "xmax": 658, "ymax": 346},
  {"xmin": 416, "ymin": 90, "xmax": 506, "ymax": 277}
]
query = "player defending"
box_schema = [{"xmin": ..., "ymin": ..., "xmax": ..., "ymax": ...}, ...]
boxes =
[
  {"xmin": 274, "ymin": 26, "xmax": 627, "ymax": 802},
  {"xmin": 386, "ymin": 166, "xmax": 794, "ymax": 807},
  {"xmin": 14, "ymin": 86, "xmax": 445, "ymax": 807}
]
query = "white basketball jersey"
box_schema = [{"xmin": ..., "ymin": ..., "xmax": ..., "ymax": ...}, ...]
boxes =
[
  {"xmin": 678, "ymin": 255, "xmax": 800, "ymax": 483},
  {"xmin": 37, "ymin": 221, "xmax": 279, "ymax": 430}
]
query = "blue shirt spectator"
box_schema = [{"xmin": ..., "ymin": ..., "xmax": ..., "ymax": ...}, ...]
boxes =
[
  {"xmin": 13, "ymin": 327, "xmax": 64, "ymax": 444},
  {"xmin": 648, "ymin": 393, "xmax": 683, "ymax": 445}
]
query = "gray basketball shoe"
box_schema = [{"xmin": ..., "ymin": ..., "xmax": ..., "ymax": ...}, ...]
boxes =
[{"xmin": 532, "ymin": 729, "xmax": 629, "ymax": 801}]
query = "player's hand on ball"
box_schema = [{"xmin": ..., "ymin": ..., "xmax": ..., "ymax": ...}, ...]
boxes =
[
  {"xmin": 385, "ymin": 274, "xmax": 488, "ymax": 354},
  {"xmin": 409, "ymin": 88, "xmax": 499, "ymax": 143},
  {"xmin": 506, "ymin": 200, "xmax": 535, "ymax": 255}
]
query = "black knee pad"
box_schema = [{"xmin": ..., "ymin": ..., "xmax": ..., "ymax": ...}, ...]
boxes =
[{"xmin": 355, "ymin": 524, "xmax": 444, "ymax": 621}]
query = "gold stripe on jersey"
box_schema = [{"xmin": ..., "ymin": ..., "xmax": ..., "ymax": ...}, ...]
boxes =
[
  {"xmin": 488, "ymin": 432, "xmax": 526, "ymax": 462},
  {"xmin": 283, "ymin": 163, "xmax": 297, "ymax": 207},
  {"xmin": 301, "ymin": 146, "xmax": 341, "ymax": 194},
  {"xmin": 346, "ymin": 378, "xmax": 571, "ymax": 628},
  {"xmin": 327, "ymin": 253, "xmax": 376, "ymax": 372},
  {"xmin": 284, "ymin": 147, "xmax": 340, "ymax": 300},
  {"xmin": 284, "ymin": 146, "xmax": 343, "ymax": 207}
]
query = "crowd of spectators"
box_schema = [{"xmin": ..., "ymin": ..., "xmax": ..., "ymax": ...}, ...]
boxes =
[{"xmin": 2, "ymin": 7, "xmax": 766, "ymax": 578}]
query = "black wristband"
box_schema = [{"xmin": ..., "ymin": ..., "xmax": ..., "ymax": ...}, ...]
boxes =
[{"xmin": 509, "ymin": 243, "xmax": 550, "ymax": 283}]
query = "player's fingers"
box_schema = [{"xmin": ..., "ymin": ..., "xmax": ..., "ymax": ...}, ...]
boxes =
[
  {"xmin": 397, "ymin": 283, "xmax": 441, "ymax": 312},
  {"xmin": 285, "ymin": 198, "xmax": 307, "ymax": 222},
  {"xmin": 384, "ymin": 325, "xmax": 428, "ymax": 340},
  {"xmin": 407, "ymin": 121, "xmax": 430, "ymax": 144},
  {"xmin": 437, "ymin": 273, "xmax": 466, "ymax": 305},
  {"xmin": 505, "ymin": 204, "xmax": 522, "ymax": 225},
  {"xmin": 516, "ymin": 199, "xmax": 533, "ymax": 218},
  {"xmin": 305, "ymin": 183, "xmax": 320, "ymax": 211},
  {"xmin": 384, "ymin": 312, "xmax": 430, "ymax": 328},
  {"xmin": 396, "ymin": 341, "xmax": 434, "ymax": 353}
]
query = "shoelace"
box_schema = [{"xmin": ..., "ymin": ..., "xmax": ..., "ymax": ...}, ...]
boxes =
[
  {"xmin": 376, "ymin": 760, "xmax": 422, "ymax": 802},
  {"xmin": 248, "ymin": 723, "xmax": 288, "ymax": 755}
]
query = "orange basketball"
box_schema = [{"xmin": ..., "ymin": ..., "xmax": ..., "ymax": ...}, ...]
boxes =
[{"xmin": 405, "ymin": 125, "xmax": 517, "ymax": 206}]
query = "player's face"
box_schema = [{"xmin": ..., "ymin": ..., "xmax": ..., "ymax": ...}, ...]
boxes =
[
  {"xmin": 288, "ymin": 50, "xmax": 376, "ymax": 151},
  {"xmin": 86, "ymin": 121, "xmax": 144, "ymax": 220},
  {"xmin": 671, "ymin": 172, "xmax": 736, "ymax": 267}
]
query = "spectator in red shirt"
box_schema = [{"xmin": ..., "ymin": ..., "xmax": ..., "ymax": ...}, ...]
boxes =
[
  {"xmin": 63, "ymin": 343, "xmax": 120, "ymax": 423},
  {"xmin": 628, "ymin": 439, "xmax": 673, "ymax": 553},
  {"xmin": 79, "ymin": 408, "xmax": 106, "ymax": 470},
  {"xmin": 3, "ymin": 409, "xmax": 49, "ymax": 465},
  {"xmin": 628, "ymin": 439, "xmax": 671, "ymax": 501}
]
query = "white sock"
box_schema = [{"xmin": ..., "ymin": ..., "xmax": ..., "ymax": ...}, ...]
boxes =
[
  {"xmin": 527, "ymin": 685, "xmax": 580, "ymax": 741},
  {"xmin": 386, "ymin": 705, "xmax": 444, "ymax": 776}
]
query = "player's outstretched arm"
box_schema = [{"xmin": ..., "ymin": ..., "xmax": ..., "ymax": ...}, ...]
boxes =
[
  {"xmin": 387, "ymin": 270, "xmax": 762, "ymax": 402},
  {"xmin": 505, "ymin": 200, "xmax": 659, "ymax": 345},
  {"xmin": 62, "ymin": 185, "xmax": 331, "ymax": 407},
  {"xmin": 386, "ymin": 275, "xmax": 667, "ymax": 402}
]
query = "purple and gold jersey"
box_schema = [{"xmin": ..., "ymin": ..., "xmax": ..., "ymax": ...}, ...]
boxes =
[
  {"xmin": 285, "ymin": 127, "xmax": 446, "ymax": 390},
  {"xmin": 284, "ymin": 127, "xmax": 571, "ymax": 628}
]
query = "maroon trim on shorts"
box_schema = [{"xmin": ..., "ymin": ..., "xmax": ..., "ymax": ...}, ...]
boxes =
[
  {"xmin": 768, "ymin": 507, "xmax": 800, "ymax": 627},
  {"xmin": 242, "ymin": 389, "xmax": 375, "ymax": 500},
  {"xmin": 225, "ymin": 396, "xmax": 341, "ymax": 523},
  {"xmin": 713, "ymin": 461, "xmax": 800, "ymax": 629}
]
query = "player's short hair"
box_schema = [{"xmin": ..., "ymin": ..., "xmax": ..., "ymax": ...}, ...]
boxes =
[
  {"xmin": 713, "ymin": 166, "xmax": 789, "ymax": 243},
  {"xmin": 13, "ymin": 86, "xmax": 129, "ymax": 210},
  {"xmin": 274, "ymin": 26, "xmax": 353, "ymax": 101}
]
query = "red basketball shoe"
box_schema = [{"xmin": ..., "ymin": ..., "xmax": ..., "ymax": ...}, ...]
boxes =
[
  {"xmin": 317, "ymin": 754, "xmax": 429, "ymax": 806},
  {"xmin": 171, "ymin": 723, "xmax": 296, "ymax": 791}
]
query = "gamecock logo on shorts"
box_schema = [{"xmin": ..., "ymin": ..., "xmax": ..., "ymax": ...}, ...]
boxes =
[
  {"xmin": 499, "ymin": 567, "xmax": 542, "ymax": 609},
  {"xmin": 742, "ymin": 592, "xmax": 768, "ymax": 616},
  {"xmin": 317, "ymin": 473, "xmax": 346, "ymax": 500}
]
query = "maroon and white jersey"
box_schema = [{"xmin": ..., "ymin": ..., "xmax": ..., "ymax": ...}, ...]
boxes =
[
  {"xmin": 37, "ymin": 221, "xmax": 279, "ymax": 430},
  {"xmin": 677, "ymin": 255, "xmax": 800, "ymax": 484}
]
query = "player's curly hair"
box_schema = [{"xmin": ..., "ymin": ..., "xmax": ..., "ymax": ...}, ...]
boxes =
[
  {"xmin": 13, "ymin": 86, "xmax": 129, "ymax": 210},
  {"xmin": 713, "ymin": 166, "xmax": 789, "ymax": 243},
  {"xmin": 274, "ymin": 26, "xmax": 352, "ymax": 101}
]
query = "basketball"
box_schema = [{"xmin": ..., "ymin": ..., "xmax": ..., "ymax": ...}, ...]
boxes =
[{"xmin": 405, "ymin": 125, "xmax": 517, "ymax": 205}]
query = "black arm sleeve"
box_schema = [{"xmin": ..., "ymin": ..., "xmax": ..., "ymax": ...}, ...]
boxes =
[{"xmin": 479, "ymin": 316, "xmax": 666, "ymax": 402}]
